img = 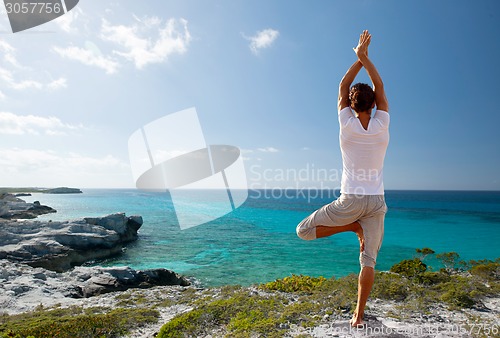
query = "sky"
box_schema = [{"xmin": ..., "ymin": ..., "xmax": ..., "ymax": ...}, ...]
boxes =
[{"xmin": 0, "ymin": 0, "xmax": 499, "ymax": 190}]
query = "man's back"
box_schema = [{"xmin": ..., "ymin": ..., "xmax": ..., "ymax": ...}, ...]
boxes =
[{"xmin": 338, "ymin": 107, "xmax": 390, "ymax": 195}]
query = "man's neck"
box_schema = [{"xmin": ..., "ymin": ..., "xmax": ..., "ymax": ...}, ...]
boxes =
[
  {"xmin": 357, "ymin": 110, "xmax": 371, "ymax": 116},
  {"xmin": 357, "ymin": 111, "xmax": 371, "ymax": 130}
]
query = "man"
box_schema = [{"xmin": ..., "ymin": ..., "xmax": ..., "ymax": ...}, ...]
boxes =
[{"xmin": 296, "ymin": 30, "xmax": 389, "ymax": 328}]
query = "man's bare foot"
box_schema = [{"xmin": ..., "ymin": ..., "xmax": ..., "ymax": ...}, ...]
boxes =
[
  {"xmin": 353, "ymin": 222, "xmax": 365, "ymax": 252},
  {"xmin": 350, "ymin": 316, "xmax": 366, "ymax": 328}
]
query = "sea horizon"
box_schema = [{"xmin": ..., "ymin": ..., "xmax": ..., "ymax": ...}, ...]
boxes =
[{"xmin": 4, "ymin": 186, "xmax": 500, "ymax": 192}]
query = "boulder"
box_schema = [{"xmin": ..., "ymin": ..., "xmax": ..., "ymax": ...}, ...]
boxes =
[
  {"xmin": 0, "ymin": 194, "xmax": 56, "ymax": 220},
  {"xmin": 75, "ymin": 266, "xmax": 190, "ymax": 297},
  {"xmin": 0, "ymin": 260, "xmax": 190, "ymax": 314},
  {"xmin": 0, "ymin": 213, "xmax": 144, "ymax": 272}
]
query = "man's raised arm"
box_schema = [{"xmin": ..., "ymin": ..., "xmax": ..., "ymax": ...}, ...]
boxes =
[
  {"xmin": 338, "ymin": 60, "xmax": 362, "ymax": 111},
  {"xmin": 354, "ymin": 30, "xmax": 389, "ymax": 112}
]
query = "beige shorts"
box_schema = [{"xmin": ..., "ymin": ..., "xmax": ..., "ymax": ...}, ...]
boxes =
[{"xmin": 296, "ymin": 194, "xmax": 387, "ymax": 268}]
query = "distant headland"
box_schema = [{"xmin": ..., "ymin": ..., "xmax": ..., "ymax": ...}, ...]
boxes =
[{"xmin": 0, "ymin": 186, "xmax": 83, "ymax": 195}]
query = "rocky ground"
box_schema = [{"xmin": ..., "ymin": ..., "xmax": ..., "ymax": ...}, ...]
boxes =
[
  {"xmin": 2, "ymin": 266, "xmax": 495, "ymax": 338},
  {"xmin": 124, "ymin": 287, "xmax": 500, "ymax": 338},
  {"xmin": 0, "ymin": 260, "xmax": 190, "ymax": 315}
]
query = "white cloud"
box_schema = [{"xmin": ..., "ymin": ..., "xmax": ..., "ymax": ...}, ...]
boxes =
[
  {"xmin": 246, "ymin": 28, "xmax": 280, "ymax": 55},
  {"xmin": 101, "ymin": 16, "xmax": 191, "ymax": 69},
  {"xmin": 53, "ymin": 45, "xmax": 120, "ymax": 74},
  {"xmin": 0, "ymin": 40, "xmax": 67, "ymax": 93},
  {"xmin": 47, "ymin": 77, "xmax": 68, "ymax": 90},
  {"xmin": 4, "ymin": 52, "xmax": 23, "ymax": 68},
  {"xmin": 53, "ymin": 7, "xmax": 82, "ymax": 33},
  {"xmin": 242, "ymin": 147, "xmax": 279, "ymax": 161},
  {"xmin": 0, "ymin": 148, "xmax": 131, "ymax": 188},
  {"xmin": 0, "ymin": 41, "xmax": 15, "ymax": 53},
  {"xmin": 257, "ymin": 147, "xmax": 279, "ymax": 153},
  {"xmin": 0, "ymin": 67, "xmax": 43, "ymax": 90},
  {"xmin": 10, "ymin": 79, "xmax": 43, "ymax": 90},
  {"xmin": 53, "ymin": 16, "xmax": 191, "ymax": 73},
  {"xmin": 0, "ymin": 112, "xmax": 82, "ymax": 136}
]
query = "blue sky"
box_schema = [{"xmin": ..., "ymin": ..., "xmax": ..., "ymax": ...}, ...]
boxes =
[{"xmin": 0, "ymin": 0, "xmax": 499, "ymax": 190}]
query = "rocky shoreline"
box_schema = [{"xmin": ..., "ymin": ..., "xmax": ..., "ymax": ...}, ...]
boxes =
[
  {"xmin": 0, "ymin": 260, "xmax": 190, "ymax": 315},
  {"xmin": 0, "ymin": 193, "xmax": 145, "ymax": 271},
  {"xmin": 0, "ymin": 194, "xmax": 190, "ymax": 314},
  {"xmin": 0, "ymin": 212, "xmax": 145, "ymax": 272},
  {"xmin": 0, "ymin": 193, "xmax": 56, "ymax": 220}
]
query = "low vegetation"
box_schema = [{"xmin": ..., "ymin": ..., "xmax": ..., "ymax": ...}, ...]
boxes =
[
  {"xmin": 157, "ymin": 251, "xmax": 500, "ymax": 338},
  {"xmin": 1, "ymin": 250, "xmax": 498, "ymax": 338},
  {"xmin": 0, "ymin": 307, "xmax": 159, "ymax": 338}
]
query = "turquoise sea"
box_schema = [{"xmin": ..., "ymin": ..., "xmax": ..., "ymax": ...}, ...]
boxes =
[{"xmin": 22, "ymin": 190, "xmax": 500, "ymax": 287}]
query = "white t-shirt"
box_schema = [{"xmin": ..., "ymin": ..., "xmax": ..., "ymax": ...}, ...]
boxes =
[{"xmin": 338, "ymin": 106, "xmax": 390, "ymax": 195}]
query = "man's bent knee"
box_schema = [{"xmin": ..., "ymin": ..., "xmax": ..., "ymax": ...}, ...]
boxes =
[{"xmin": 296, "ymin": 222, "xmax": 317, "ymax": 241}]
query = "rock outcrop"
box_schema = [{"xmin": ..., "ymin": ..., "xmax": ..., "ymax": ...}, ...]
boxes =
[
  {"xmin": 0, "ymin": 260, "xmax": 190, "ymax": 314},
  {"xmin": 76, "ymin": 266, "xmax": 191, "ymax": 297},
  {"xmin": 0, "ymin": 193, "xmax": 56, "ymax": 219},
  {"xmin": 0, "ymin": 213, "xmax": 143, "ymax": 272},
  {"xmin": 42, "ymin": 187, "xmax": 82, "ymax": 194}
]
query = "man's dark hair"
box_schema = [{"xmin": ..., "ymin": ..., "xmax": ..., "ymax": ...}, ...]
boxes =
[{"xmin": 349, "ymin": 83, "xmax": 375, "ymax": 113}]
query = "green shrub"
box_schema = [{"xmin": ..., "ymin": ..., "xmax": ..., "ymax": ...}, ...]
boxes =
[
  {"xmin": 437, "ymin": 275, "xmax": 485, "ymax": 309},
  {"xmin": 469, "ymin": 261, "xmax": 500, "ymax": 281},
  {"xmin": 415, "ymin": 247, "xmax": 435, "ymax": 260},
  {"xmin": 157, "ymin": 308, "xmax": 204, "ymax": 337},
  {"xmin": 419, "ymin": 271, "xmax": 451, "ymax": 285},
  {"xmin": 371, "ymin": 272, "xmax": 409, "ymax": 301},
  {"xmin": 390, "ymin": 258, "xmax": 427, "ymax": 279},
  {"xmin": 261, "ymin": 275, "xmax": 327, "ymax": 294},
  {"xmin": 280, "ymin": 301, "xmax": 319, "ymax": 326},
  {"xmin": 0, "ymin": 307, "xmax": 158, "ymax": 338},
  {"xmin": 227, "ymin": 310, "xmax": 283, "ymax": 337},
  {"xmin": 436, "ymin": 252, "xmax": 461, "ymax": 273},
  {"xmin": 440, "ymin": 286, "xmax": 475, "ymax": 308}
]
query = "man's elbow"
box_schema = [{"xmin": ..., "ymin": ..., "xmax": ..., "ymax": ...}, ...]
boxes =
[
  {"xmin": 374, "ymin": 81, "xmax": 384, "ymax": 91},
  {"xmin": 339, "ymin": 82, "xmax": 350, "ymax": 92}
]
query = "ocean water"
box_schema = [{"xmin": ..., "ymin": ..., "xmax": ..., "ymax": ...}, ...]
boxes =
[{"xmin": 21, "ymin": 189, "xmax": 500, "ymax": 287}]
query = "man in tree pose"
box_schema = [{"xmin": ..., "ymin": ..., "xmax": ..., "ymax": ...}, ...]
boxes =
[{"xmin": 296, "ymin": 30, "xmax": 389, "ymax": 328}]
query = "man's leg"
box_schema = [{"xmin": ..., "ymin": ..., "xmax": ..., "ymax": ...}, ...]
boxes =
[
  {"xmin": 350, "ymin": 266, "xmax": 375, "ymax": 328},
  {"xmin": 296, "ymin": 195, "xmax": 361, "ymax": 242},
  {"xmin": 316, "ymin": 221, "xmax": 364, "ymax": 252},
  {"xmin": 318, "ymin": 221, "xmax": 371, "ymax": 327},
  {"xmin": 350, "ymin": 201, "xmax": 386, "ymax": 328}
]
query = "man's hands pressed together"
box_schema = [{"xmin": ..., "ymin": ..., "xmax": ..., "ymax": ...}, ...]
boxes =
[{"xmin": 353, "ymin": 30, "xmax": 371, "ymax": 59}]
